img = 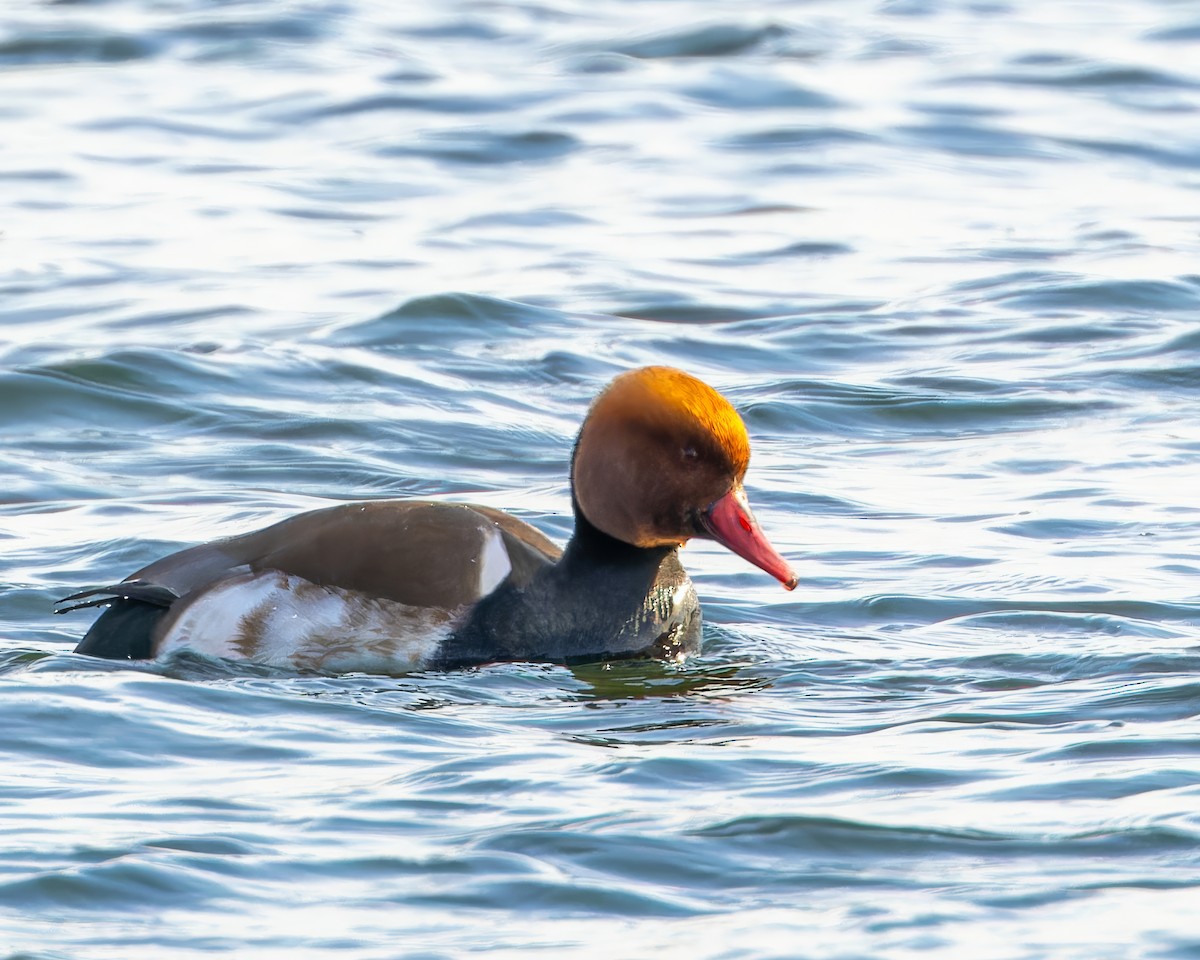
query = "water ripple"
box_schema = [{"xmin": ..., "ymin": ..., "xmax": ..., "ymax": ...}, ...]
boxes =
[{"xmin": 4, "ymin": 0, "xmax": 1200, "ymax": 955}]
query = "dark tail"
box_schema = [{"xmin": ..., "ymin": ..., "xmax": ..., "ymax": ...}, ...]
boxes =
[
  {"xmin": 72, "ymin": 600, "xmax": 163, "ymax": 660},
  {"xmin": 57, "ymin": 580, "xmax": 177, "ymax": 661}
]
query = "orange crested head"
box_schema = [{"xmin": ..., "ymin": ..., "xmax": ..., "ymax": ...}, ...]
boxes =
[{"xmin": 571, "ymin": 366, "xmax": 796, "ymax": 589}]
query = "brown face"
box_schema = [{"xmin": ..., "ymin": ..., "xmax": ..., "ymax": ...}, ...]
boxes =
[{"xmin": 572, "ymin": 367, "xmax": 751, "ymax": 548}]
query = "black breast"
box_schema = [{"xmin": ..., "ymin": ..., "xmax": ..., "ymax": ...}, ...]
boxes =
[{"xmin": 436, "ymin": 519, "xmax": 701, "ymax": 668}]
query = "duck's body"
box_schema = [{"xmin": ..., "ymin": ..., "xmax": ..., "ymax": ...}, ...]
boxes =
[
  {"xmin": 61, "ymin": 367, "xmax": 795, "ymax": 672},
  {"xmin": 67, "ymin": 500, "xmax": 699, "ymax": 672}
]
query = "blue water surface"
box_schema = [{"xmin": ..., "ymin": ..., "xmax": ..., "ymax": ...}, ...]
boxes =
[{"xmin": 2, "ymin": 1, "xmax": 1200, "ymax": 957}]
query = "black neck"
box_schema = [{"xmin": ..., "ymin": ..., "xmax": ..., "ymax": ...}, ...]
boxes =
[{"xmin": 561, "ymin": 490, "xmax": 676, "ymax": 576}]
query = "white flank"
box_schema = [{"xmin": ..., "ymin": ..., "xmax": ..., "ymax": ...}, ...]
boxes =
[
  {"xmin": 476, "ymin": 526, "xmax": 512, "ymax": 597},
  {"xmin": 156, "ymin": 570, "xmax": 449, "ymax": 674}
]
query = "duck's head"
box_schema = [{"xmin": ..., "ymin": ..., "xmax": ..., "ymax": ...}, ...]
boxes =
[{"xmin": 572, "ymin": 366, "xmax": 797, "ymax": 590}]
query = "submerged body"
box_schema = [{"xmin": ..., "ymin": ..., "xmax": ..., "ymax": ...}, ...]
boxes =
[{"xmin": 61, "ymin": 367, "xmax": 796, "ymax": 672}]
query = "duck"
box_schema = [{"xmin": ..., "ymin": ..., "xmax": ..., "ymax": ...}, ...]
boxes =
[{"xmin": 58, "ymin": 366, "xmax": 796, "ymax": 673}]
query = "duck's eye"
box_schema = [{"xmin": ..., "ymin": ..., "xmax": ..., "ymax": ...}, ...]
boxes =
[{"xmin": 681, "ymin": 446, "xmax": 698, "ymax": 462}]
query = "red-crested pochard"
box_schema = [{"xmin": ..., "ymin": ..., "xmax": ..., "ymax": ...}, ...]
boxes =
[{"xmin": 60, "ymin": 366, "xmax": 796, "ymax": 672}]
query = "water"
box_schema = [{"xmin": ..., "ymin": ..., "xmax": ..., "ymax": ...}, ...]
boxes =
[{"xmin": 3, "ymin": 0, "xmax": 1200, "ymax": 956}]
